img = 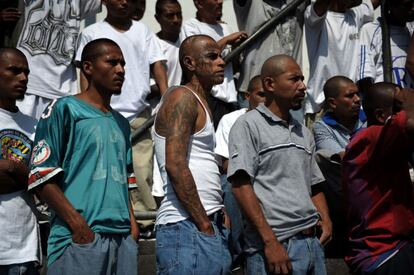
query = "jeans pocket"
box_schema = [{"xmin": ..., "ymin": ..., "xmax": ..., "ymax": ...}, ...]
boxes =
[
  {"xmin": 156, "ymin": 225, "xmax": 181, "ymax": 274},
  {"xmin": 197, "ymin": 222, "xmax": 219, "ymax": 239},
  {"xmin": 71, "ymin": 232, "xmax": 98, "ymax": 248}
]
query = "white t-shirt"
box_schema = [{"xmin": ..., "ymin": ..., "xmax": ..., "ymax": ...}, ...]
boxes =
[
  {"xmin": 215, "ymin": 108, "xmax": 247, "ymax": 160},
  {"xmin": 75, "ymin": 20, "xmax": 165, "ymax": 121},
  {"xmin": 358, "ymin": 19, "xmax": 414, "ymax": 87},
  {"xmin": 304, "ymin": 0, "xmax": 374, "ymax": 114},
  {"xmin": 17, "ymin": 0, "xmax": 101, "ymax": 99},
  {"xmin": 160, "ymin": 38, "xmax": 182, "ymax": 87},
  {"xmin": 180, "ymin": 18, "xmax": 238, "ymax": 103},
  {"xmin": 0, "ymin": 108, "xmax": 40, "ymax": 265}
]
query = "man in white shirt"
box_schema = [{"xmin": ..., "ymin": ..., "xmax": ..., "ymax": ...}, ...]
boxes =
[
  {"xmin": 180, "ymin": 0, "xmax": 247, "ymax": 128},
  {"xmin": 151, "ymin": 0, "xmax": 183, "ymax": 205},
  {"xmin": 358, "ymin": 0, "xmax": 414, "ymax": 88},
  {"xmin": 0, "ymin": 48, "xmax": 40, "ymax": 275},
  {"xmin": 304, "ymin": 0, "xmax": 379, "ymax": 117},
  {"xmin": 16, "ymin": 0, "xmax": 101, "ymax": 120},
  {"xmin": 75, "ymin": 0, "xmax": 169, "ymax": 229}
]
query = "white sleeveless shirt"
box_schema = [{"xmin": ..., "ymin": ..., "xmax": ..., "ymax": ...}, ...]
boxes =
[{"xmin": 153, "ymin": 86, "xmax": 223, "ymax": 225}]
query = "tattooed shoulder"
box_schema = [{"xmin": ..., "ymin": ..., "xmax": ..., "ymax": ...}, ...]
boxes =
[{"xmin": 155, "ymin": 87, "xmax": 198, "ymax": 137}]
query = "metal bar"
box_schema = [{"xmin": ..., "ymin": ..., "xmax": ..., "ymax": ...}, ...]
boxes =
[
  {"xmin": 134, "ymin": 210, "xmax": 157, "ymax": 220},
  {"xmin": 380, "ymin": 0, "xmax": 393, "ymax": 83},
  {"xmin": 131, "ymin": 0, "xmax": 306, "ymax": 141},
  {"xmin": 131, "ymin": 115, "xmax": 155, "ymax": 144},
  {"xmin": 224, "ymin": 0, "xmax": 306, "ymax": 64}
]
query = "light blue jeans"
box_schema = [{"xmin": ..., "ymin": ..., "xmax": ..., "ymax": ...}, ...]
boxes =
[
  {"xmin": 156, "ymin": 219, "xmax": 232, "ymax": 275},
  {"xmin": 245, "ymin": 234, "xmax": 327, "ymax": 275},
  {"xmin": 47, "ymin": 233, "xmax": 138, "ymax": 275}
]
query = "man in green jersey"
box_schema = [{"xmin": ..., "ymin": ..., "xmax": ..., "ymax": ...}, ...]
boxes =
[{"xmin": 28, "ymin": 39, "xmax": 139, "ymax": 274}]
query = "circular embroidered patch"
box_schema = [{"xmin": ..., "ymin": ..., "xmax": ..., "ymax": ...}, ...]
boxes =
[{"xmin": 31, "ymin": 140, "xmax": 51, "ymax": 166}]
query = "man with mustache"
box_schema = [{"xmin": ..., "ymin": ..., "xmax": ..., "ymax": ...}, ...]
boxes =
[
  {"xmin": 312, "ymin": 76, "xmax": 365, "ymax": 259},
  {"xmin": 228, "ymin": 55, "xmax": 332, "ymax": 275},
  {"xmin": 180, "ymin": 0, "xmax": 248, "ymax": 128},
  {"xmin": 153, "ymin": 35, "xmax": 231, "ymax": 274},
  {"xmin": 28, "ymin": 39, "xmax": 139, "ymax": 275}
]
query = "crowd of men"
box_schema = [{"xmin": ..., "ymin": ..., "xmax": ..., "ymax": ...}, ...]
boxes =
[{"xmin": 1, "ymin": 0, "xmax": 414, "ymax": 275}]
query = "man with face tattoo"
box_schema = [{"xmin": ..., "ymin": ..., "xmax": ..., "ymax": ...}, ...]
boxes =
[{"xmin": 153, "ymin": 35, "xmax": 231, "ymax": 275}]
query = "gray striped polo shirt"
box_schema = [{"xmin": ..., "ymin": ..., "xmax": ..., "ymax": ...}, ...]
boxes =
[{"xmin": 227, "ymin": 103, "xmax": 325, "ymax": 252}]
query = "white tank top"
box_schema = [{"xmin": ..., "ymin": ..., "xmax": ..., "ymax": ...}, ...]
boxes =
[{"xmin": 153, "ymin": 86, "xmax": 223, "ymax": 225}]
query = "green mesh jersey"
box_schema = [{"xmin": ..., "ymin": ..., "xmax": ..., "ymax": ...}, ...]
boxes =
[{"xmin": 28, "ymin": 96, "xmax": 136, "ymax": 265}]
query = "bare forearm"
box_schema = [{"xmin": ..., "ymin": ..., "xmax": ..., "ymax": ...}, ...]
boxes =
[
  {"xmin": 311, "ymin": 189, "xmax": 330, "ymax": 222},
  {"xmin": 232, "ymin": 177, "xmax": 276, "ymax": 244},
  {"xmin": 167, "ymin": 164, "xmax": 210, "ymax": 230},
  {"xmin": 151, "ymin": 62, "xmax": 168, "ymax": 96},
  {"xmin": 129, "ymin": 198, "xmax": 139, "ymax": 240},
  {"xmin": 0, "ymin": 160, "xmax": 28, "ymax": 194},
  {"xmin": 35, "ymin": 182, "xmax": 88, "ymax": 232}
]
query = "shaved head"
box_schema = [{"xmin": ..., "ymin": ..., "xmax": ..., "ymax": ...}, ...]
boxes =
[
  {"xmin": 81, "ymin": 39, "xmax": 121, "ymax": 65},
  {"xmin": 363, "ymin": 82, "xmax": 398, "ymax": 124},
  {"xmin": 261, "ymin": 54, "xmax": 297, "ymax": 79},
  {"xmin": 179, "ymin": 34, "xmax": 222, "ymax": 82},
  {"xmin": 179, "ymin": 34, "xmax": 215, "ymax": 68},
  {"xmin": 247, "ymin": 75, "xmax": 262, "ymax": 93},
  {"xmin": 0, "ymin": 48, "xmax": 26, "ymax": 63},
  {"xmin": 323, "ymin": 76, "xmax": 354, "ymax": 99}
]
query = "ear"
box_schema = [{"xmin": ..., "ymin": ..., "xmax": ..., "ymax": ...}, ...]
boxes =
[
  {"xmin": 326, "ymin": 97, "xmax": 336, "ymax": 110},
  {"xmin": 263, "ymin": 76, "xmax": 274, "ymax": 92},
  {"xmin": 155, "ymin": 14, "xmax": 160, "ymax": 23},
  {"xmin": 82, "ymin": 61, "xmax": 93, "ymax": 78},
  {"xmin": 374, "ymin": 108, "xmax": 387, "ymax": 124},
  {"xmin": 245, "ymin": 93, "xmax": 251, "ymax": 101},
  {"xmin": 183, "ymin": 56, "xmax": 196, "ymax": 72}
]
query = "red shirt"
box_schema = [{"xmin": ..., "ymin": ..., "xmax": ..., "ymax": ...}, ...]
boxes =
[{"xmin": 342, "ymin": 111, "xmax": 414, "ymax": 274}]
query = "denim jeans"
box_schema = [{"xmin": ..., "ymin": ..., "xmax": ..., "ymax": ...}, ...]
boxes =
[
  {"xmin": 156, "ymin": 219, "xmax": 232, "ymax": 275},
  {"xmin": 245, "ymin": 234, "xmax": 327, "ymax": 275},
  {"xmin": 220, "ymin": 175, "xmax": 244, "ymax": 260},
  {"xmin": 47, "ymin": 233, "xmax": 138, "ymax": 275},
  {"xmin": 0, "ymin": 262, "xmax": 39, "ymax": 275}
]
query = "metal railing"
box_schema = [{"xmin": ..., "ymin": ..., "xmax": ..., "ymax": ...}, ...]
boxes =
[
  {"xmin": 380, "ymin": 0, "xmax": 392, "ymax": 83},
  {"xmin": 132, "ymin": 0, "xmax": 394, "ymax": 221},
  {"xmin": 131, "ymin": 0, "xmax": 307, "ymax": 143}
]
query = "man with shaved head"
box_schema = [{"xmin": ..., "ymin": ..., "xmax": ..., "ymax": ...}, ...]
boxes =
[
  {"xmin": 315, "ymin": 76, "xmax": 364, "ymax": 159},
  {"xmin": 343, "ymin": 83, "xmax": 414, "ymax": 274},
  {"xmin": 312, "ymin": 76, "xmax": 365, "ymax": 259},
  {"xmin": 228, "ymin": 54, "xmax": 331, "ymax": 274},
  {"xmin": 0, "ymin": 48, "xmax": 40, "ymax": 274},
  {"xmin": 28, "ymin": 39, "xmax": 139, "ymax": 274},
  {"xmin": 153, "ymin": 34, "xmax": 231, "ymax": 274}
]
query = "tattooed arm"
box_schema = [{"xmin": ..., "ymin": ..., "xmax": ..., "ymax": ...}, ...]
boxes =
[{"xmin": 155, "ymin": 88, "xmax": 214, "ymax": 235}]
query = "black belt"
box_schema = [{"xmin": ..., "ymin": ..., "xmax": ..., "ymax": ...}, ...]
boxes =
[
  {"xmin": 208, "ymin": 209, "xmax": 225, "ymax": 226},
  {"xmin": 299, "ymin": 225, "xmax": 318, "ymax": 237}
]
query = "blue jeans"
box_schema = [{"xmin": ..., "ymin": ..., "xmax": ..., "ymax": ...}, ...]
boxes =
[
  {"xmin": 245, "ymin": 234, "xmax": 326, "ymax": 275},
  {"xmin": 0, "ymin": 262, "xmax": 39, "ymax": 275},
  {"xmin": 47, "ymin": 233, "xmax": 138, "ymax": 275},
  {"xmin": 156, "ymin": 219, "xmax": 232, "ymax": 275},
  {"xmin": 220, "ymin": 175, "xmax": 244, "ymax": 260}
]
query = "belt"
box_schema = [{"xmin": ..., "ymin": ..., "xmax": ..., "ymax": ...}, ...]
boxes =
[
  {"xmin": 207, "ymin": 209, "xmax": 225, "ymax": 225},
  {"xmin": 299, "ymin": 225, "xmax": 318, "ymax": 237}
]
